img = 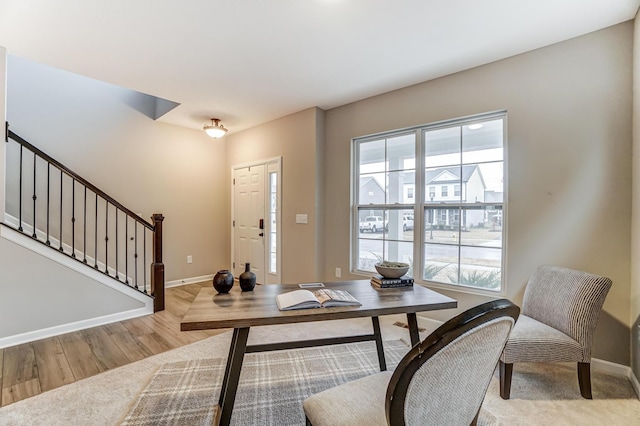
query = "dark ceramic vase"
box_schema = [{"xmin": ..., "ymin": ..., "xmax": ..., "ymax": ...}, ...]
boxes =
[
  {"xmin": 213, "ymin": 269, "xmax": 234, "ymax": 294},
  {"xmin": 239, "ymin": 263, "xmax": 257, "ymax": 291}
]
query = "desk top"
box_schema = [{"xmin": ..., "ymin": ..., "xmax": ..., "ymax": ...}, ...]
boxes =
[{"xmin": 180, "ymin": 280, "xmax": 457, "ymax": 331}]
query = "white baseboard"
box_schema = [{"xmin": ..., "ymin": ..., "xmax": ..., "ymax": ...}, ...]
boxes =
[
  {"xmin": 166, "ymin": 274, "xmax": 214, "ymax": 288},
  {"xmin": 591, "ymin": 357, "xmax": 630, "ymax": 377},
  {"xmin": 591, "ymin": 358, "xmax": 640, "ymax": 399},
  {"xmin": 0, "ymin": 306, "xmax": 151, "ymax": 349},
  {"xmin": 630, "ymin": 369, "xmax": 640, "ymax": 399}
]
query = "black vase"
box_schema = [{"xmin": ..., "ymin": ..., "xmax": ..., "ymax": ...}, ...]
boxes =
[
  {"xmin": 239, "ymin": 263, "xmax": 257, "ymax": 292},
  {"xmin": 213, "ymin": 270, "xmax": 234, "ymax": 294}
]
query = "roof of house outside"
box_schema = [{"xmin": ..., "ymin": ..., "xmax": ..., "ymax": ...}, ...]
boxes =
[{"xmin": 426, "ymin": 165, "xmax": 480, "ymax": 184}]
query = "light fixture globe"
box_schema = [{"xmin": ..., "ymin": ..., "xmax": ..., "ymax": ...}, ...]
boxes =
[{"xmin": 203, "ymin": 118, "xmax": 228, "ymax": 138}]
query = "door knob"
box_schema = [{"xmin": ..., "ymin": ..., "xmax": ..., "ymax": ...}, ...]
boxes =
[{"xmin": 259, "ymin": 232, "xmax": 264, "ymax": 237}]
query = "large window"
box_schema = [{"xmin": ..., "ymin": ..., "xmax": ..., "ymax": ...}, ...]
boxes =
[{"xmin": 353, "ymin": 112, "xmax": 505, "ymax": 292}]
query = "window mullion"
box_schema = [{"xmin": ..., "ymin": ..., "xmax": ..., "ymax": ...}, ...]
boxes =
[{"xmin": 415, "ymin": 128, "xmax": 425, "ymax": 282}]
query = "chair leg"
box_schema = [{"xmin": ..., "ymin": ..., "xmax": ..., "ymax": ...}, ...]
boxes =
[
  {"xmin": 577, "ymin": 362, "xmax": 593, "ymax": 399},
  {"xmin": 471, "ymin": 409, "xmax": 480, "ymax": 426},
  {"xmin": 499, "ymin": 361, "xmax": 513, "ymax": 400}
]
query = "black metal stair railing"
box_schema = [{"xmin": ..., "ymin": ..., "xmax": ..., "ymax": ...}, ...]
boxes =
[{"xmin": 4, "ymin": 128, "xmax": 165, "ymax": 311}]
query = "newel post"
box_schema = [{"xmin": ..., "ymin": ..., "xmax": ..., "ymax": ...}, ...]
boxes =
[{"xmin": 151, "ymin": 213, "xmax": 165, "ymax": 312}]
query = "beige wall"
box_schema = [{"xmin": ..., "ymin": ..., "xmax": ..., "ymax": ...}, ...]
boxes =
[
  {"xmin": 225, "ymin": 108, "xmax": 323, "ymax": 284},
  {"xmin": 631, "ymin": 14, "xmax": 640, "ymax": 378},
  {"xmin": 322, "ymin": 23, "xmax": 633, "ymax": 364}
]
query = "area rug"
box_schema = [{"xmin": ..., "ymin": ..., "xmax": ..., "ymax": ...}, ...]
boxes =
[
  {"xmin": 2, "ymin": 321, "xmax": 638, "ymax": 425},
  {"xmin": 121, "ymin": 340, "xmax": 410, "ymax": 425}
]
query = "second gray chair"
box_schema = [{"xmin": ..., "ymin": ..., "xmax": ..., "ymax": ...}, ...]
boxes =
[{"xmin": 499, "ymin": 265, "xmax": 612, "ymax": 399}]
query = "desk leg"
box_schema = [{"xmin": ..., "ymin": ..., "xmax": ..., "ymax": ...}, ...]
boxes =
[
  {"xmin": 217, "ymin": 327, "xmax": 250, "ymax": 426},
  {"xmin": 371, "ymin": 317, "xmax": 387, "ymax": 371},
  {"xmin": 406, "ymin": 312, "xmax": 420, "ymax": 347}
]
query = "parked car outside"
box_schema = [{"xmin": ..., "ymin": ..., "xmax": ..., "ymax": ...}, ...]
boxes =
[
  {"xmin": 402, "ymin": 213, "xmax": 414, "ymax": 231},
  {"xmin": 384, "ymin": 213, "xmax": 414, "ymax": 232},
  {"xmin": 359, "ymin": 216, "xmax": 384, "ymax": 233}
]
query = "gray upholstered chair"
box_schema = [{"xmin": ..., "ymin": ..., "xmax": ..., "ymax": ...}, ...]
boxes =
[
  {"xmin": 499, "ymin": 265, "xmax": 612, "ymax": 399},
  {"xmin": 303, "ymin": 299, "xmax": 520, "ymax": 426}
]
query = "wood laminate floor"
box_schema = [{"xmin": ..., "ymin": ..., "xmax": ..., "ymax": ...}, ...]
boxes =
[{"xmin": 0, "ymin": 281, "xmax": 227, "ymax": 407}]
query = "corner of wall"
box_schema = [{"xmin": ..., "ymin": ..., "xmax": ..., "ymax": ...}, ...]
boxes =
[
  {"xmin": 315, "ymin": 107, "xmax": 326, "ymax": 280},
  {"xmin": 632, "ymin": 12, "xmax": 640, "ymax": 381},
  {"xmin": 0, "ymin": 46, "xmax": 7, "ymax": 216}
]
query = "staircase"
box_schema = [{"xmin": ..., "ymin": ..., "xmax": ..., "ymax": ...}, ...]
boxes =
[{"xmin": 3, "ymin": 127, "xmax": 165, "ymax": 312}]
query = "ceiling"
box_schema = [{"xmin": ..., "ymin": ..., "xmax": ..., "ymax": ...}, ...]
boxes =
[{"xmin": 0, "ymin": 0, "xmax": 638, "ymax": 136}]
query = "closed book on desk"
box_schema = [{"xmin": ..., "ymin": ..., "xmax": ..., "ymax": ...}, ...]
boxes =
[
  {"xmin": 371, "ymin": 280, "xmax": 414, "ymax": 289},
  {"xmin": 371, "ymin": 275, "xmax": 414, "ymax": 285},
  {"xmin": 276, "ymin": 289, "xmax": 361, "ymax": 311}
]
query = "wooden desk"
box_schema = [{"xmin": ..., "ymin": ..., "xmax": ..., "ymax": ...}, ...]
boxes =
[{"xmin": 181, "ymin": 280, "xmax": 457, "ymax": 426}]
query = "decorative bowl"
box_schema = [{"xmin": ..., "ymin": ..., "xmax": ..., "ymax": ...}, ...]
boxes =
[{"xmin": 374, "ymin": 262, "xmax": 410, "ymax": 279}]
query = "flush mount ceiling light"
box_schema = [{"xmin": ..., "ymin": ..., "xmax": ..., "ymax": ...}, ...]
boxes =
[
  {"xmin": 203, "ymin": 118, "xmax": 228, "ymax": 138},
  {"xmin": 468, "ymin": 123, "xmax": 484, "ymax": 130}
]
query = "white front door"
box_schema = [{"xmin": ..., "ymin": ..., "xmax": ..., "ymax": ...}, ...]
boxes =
[{"xmin": 233, "ymin": 165, "xmax": 266, "ymax": 283}]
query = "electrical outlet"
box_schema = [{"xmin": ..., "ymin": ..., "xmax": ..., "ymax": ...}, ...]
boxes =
[
  {"xmin": 187, "ymin": 255, "xmax": 193, "ymax": 264},
  {"xmin": 335, "ymin": 267, "xmax": 341, "ymax": 278}
]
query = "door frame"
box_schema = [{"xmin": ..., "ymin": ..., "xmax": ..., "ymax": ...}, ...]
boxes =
[{"xmin": 231, "ymin": 156, "xmax": 282, "ymax": 284}]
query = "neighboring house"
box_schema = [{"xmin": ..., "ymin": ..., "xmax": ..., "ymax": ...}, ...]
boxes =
[
  {"xmin": 358, "ymin": 176, "xmax": 385, "ymax": 221},
  {"xmin": 364, "ymin": 165, "xmax": 498, "ymax": 230},
  {"xmin": 359, "ymin": 176, "xmax": 385, "ymax": 204},
  {"xmin": 425, "ymin": 165, "xmax": 484, "ymax": 201},
  {"xmin": 424, "ymin": 165, "xmax": 485, "ymax": 229}
]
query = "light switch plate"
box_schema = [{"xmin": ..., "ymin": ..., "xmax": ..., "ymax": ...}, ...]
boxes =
[{"xmin": 296, "ymin": 214, "xmax": 308, "ymax": 224}]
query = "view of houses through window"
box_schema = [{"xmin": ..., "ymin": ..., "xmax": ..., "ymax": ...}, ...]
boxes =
[{"xmin": 354, "ymin": 112, "xmax": 505, "ymax": 292}]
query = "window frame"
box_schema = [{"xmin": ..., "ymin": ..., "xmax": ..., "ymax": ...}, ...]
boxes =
[{"xmin": 351, "ymin": 111, "xmax": 507, "ymax": 296}]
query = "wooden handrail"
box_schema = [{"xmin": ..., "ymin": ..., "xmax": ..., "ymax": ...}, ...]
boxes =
[{"xmin": 8, "ymin": 129, "xmax": 154, "ymax": 230}]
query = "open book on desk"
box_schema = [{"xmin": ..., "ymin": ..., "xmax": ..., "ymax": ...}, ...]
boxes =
[{"xmin": 276, "ymin": 289, "xmax": 361, "ymax": 311}]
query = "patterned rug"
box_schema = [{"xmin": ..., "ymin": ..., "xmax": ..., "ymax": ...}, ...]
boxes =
[{"xmin": 121, "ymin": 340, "xmax": 410, "ymax": 425}]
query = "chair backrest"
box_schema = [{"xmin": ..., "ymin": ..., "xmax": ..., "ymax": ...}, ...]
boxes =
[
  {"xmin": 522, "ymin": 265, "xmax": 612, "ymax": 361},
  {"xmin": 385, "ymin": 299, "xmax": 519, "ymax": 426}
]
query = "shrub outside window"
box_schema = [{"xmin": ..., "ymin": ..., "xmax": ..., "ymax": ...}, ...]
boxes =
[{"xmin": 353, "ymin": 112, "xmax": 505, "ymax": 292}]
